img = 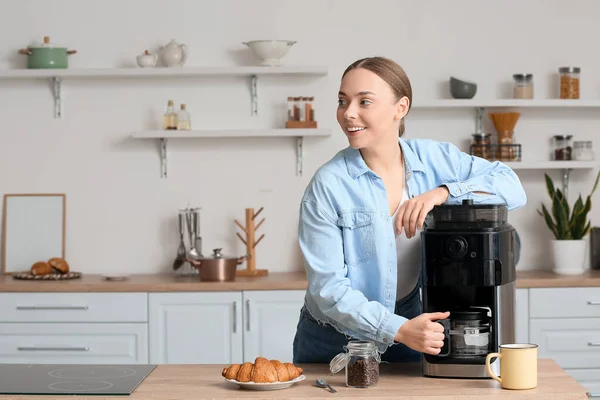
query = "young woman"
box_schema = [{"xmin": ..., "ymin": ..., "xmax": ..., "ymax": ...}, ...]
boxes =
[{"xmin": 293, "ymin": 57, "xmax": 526, "ymax": 363}]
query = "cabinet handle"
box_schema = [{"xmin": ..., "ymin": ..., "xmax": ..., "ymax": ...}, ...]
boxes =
[
  {"xmin": 588, "ymin": 342, "xmax": 600, "ymax": 347},
  {"xmin": 586, "ymin": 301, "xmax": 600, "ymax": 305},
  {"xmin": 18, "ymin": 346, "xmax": 90, "ymax": 351},
  {"xmin": 233, "ymin": 301, "xmax": 237, "ymax": 333},
  {"xmin": 16, "ymin": 305, "xmax": 89, "ymax": 310},
  {"xmin": 246, "ymin": 300, "xmax": 251, "ymax": 332}
]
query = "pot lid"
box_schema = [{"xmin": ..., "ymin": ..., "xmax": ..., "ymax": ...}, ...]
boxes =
[
  {"xmin": 196, "ymin": 248, "xmax": 238, "ymax": 260},
  {"xmin": 29, "ymin": 36, "xmax": 65, "ymax": 49}
]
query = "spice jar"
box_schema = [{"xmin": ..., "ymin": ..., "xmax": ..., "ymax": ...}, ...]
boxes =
[
  {"xmin": 513, "ymin": 74, "xmax": 534, "ymax": 99},
  {"xmin": 330, "ymin": 340, "xmax": 381, "ymax": 388},
  {"xmin": 553, "ymin": 134, "xmax": 573, "ymax": 160},
  {"xmin": 573, "ymin": 141, "xmax": 594, "ymax": 161},
  {"xmin": 471, "ymin": 133, "xmax": 492, "ymax": 160},
  {"xmin": 559, "ymin": 67, "xmax": 580, "ymax": 99}
]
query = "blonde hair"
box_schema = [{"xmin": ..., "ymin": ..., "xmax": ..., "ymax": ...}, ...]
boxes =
[{"xmin": 342, "ymin": 57, "xmax": 412, "ymax": 137}]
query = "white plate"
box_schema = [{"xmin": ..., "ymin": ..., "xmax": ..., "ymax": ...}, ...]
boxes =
[{"xmin": 225, "ymin": 374, "xmax": 306, "ymax": 390}]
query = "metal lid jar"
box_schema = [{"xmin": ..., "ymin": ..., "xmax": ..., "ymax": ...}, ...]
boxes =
[
  {"xmin": 552, "ymin": 134, "xmax": 573, "ymax": 160},
  {"xmin": 513, "ymin": 74, "xmax": 534, "ymax": 99},
  {"xmin": 559, "ymin": 67, "xmax": 580, "ymax": 99},
  {"xmin": 330, "ymin": 340, "xmax": 381, "ymax": 388}
]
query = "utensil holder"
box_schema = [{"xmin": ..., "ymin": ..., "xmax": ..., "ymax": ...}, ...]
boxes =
[{"xmin": 234, "ymin": 207, "xmax": 268, "ymax": 277}]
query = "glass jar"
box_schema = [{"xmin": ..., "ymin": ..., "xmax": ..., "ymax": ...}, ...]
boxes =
[
  {"xmin": 559, "ymin": 67, "xmax": 580, "ymax": 99},
  {"xmin": 287, "ymin": 97, "xmax": 294, "ymax": 121},
  {"xmin": 553, "ymin": 134, "xmax": 573, "ymax": 160},
  {"xmin": 512, "ymin": 74, "xmax": 534, "ymax": 99},
  {"xmin": 471, "ymin": 133, "xmax": 491, "ymax": 160},
  {"xmin": 573, "ymin": 141, "xmax": 594, "ymax": 161},
  {"xmin": 330, "ymin": 340, "xmax": 380, "ymax": 388}
]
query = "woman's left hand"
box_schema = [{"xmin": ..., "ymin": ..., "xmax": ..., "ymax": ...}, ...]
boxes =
[{"xmin": 395, "ymin": 187, "xmax": 449, "ymax": 238}]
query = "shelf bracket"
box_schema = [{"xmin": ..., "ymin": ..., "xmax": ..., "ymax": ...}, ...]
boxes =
[
  {"xmin": 475, "ymin": 107, "xmax": 484, "ymax": 133},
  {"xmin": 53, "ymin": 77, "xmax": 63, "ymax": 119},
  {"xmin": 296, "ymin": 136, "xmax": 303, "ymax": 176},
  {"xmin": 160, "ymin": 138, "xmax": 168, "ymax": 179},
  {"xmin": 562, "ymin": 168, "xmax": 571, "ymax": 199},
  {"xmin": 251, "ymin": 75, "xmax": 258, "ymax": 116}
]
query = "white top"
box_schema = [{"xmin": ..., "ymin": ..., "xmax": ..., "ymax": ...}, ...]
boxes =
[{"xmin": 392, "ymin": 186, "xmax": 422, "ymax": 301}]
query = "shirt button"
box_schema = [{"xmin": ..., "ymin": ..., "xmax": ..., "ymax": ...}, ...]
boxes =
[{"xmin": 383, "ymin": 338, "xmax": 389, "ymax": 344}]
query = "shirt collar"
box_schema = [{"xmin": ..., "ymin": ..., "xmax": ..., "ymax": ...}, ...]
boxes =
[{"xmin": 344, "ymin": 138, "xmax": 425, "ymax": 179}]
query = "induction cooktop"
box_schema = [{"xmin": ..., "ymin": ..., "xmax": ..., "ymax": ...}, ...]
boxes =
[{"xmin": 0, "ymin": 364, "xmax": 157, "ymax": 395}]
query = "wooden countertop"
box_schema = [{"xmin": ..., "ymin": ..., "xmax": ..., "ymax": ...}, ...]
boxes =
[
  {"xmin": 1, "ymin": 269, "xmax": 600, "ymax": 292},
  {"xmin": 0, "ymin": 359, "xmax": 587, "ymax": 400}
]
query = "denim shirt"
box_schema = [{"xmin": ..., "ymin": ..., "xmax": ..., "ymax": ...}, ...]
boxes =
[{"xmin": 297, "ymin": 138, "xmax": 527, "ymax": 350}]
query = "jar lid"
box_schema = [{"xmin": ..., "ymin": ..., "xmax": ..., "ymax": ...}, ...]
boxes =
[
  {"xmin": 512, "ymin": 73, "xmax": 533, "ymax": 80},
  {"xmin": 554, "ymin": 134, "xmax": 573, "ymax": 140},
  {"xmin": 329, "ymin": 352, "xmax": 348, "ymax": 374},
  {"xmin": 472, "ymin": 132, "xmax": 491, "ymax": 137},
  {"xmin": 559, "ymin": 67, "xmax": 581, "ymax": 73}
]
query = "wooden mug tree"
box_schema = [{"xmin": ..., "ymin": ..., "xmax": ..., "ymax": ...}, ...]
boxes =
[{"xmin": 234, "ymin": 207, "xmax": 268, "ymax": 276}]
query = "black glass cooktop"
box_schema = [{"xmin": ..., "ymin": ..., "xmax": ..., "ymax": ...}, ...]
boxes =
[{"xmin": 0, "ymin": 364, "xmax": 156, "ymax": 395}]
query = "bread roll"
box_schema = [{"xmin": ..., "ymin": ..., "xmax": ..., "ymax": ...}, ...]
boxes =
[
  {"xmin": 48, "ymin": 257, "xmax": 69, "ymax": 274},
  {"xmin": 30, "ymin": 261, "xmax": 52, "ymax": 275}
]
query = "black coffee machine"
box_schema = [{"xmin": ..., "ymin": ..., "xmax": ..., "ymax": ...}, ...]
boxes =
[{"xmin": 421, "ymin": 199, "xmax": 516, "ymax": 378}]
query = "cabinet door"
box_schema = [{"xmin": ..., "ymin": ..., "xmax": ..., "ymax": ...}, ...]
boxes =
[
  {"xmin": 242, "ymin": 290, "xmax": 305, "ymax": 362},
  {"xmin": 0, "ymin": 323, "xmax": 148, "ymax": 364},
  {"xmin": 149, "ymin": 292, "xmax": 243, "ymax": 364}
]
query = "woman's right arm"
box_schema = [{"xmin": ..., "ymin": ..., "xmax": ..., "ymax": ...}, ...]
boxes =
[{"xmin": 298, "ymin": 197, "xmax": 405, "ymax": 346}]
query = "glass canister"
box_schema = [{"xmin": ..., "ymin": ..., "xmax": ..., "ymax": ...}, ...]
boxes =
[
  {"xmin": 471, "ymin": 133, "xmax": 492, "ymax": 160},
  {"xmin": 512, "ymin": 74, "xmax": 534, "ymax": 99},
  {"xmin": 553, "ymin": 134, "xmax": 573, "ymax": 160},
  {"xmin": 573, "ymin": 141, "xmax": 594, "ymax": 161},
  {"xmin": 559, "ymin": 67, "xmax": 580, "ymax": 99},
  {"xmin": 330, "ymin": 340, "xmax": 381, "ymax": 388}
]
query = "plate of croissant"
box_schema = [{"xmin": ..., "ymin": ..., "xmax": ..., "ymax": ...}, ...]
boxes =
[
  {"xmin": 12, "ymin": 258, "xmax": 81, "ymax": 280},
  {"xmin": 222, "ymin": 357, "xmax": 305, "ymax": 390}
]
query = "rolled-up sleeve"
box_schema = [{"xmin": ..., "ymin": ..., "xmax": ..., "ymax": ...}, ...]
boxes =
[
  {"xmin": 298, "ymin": 198, "xmax": 406, "ymax": 345},
  {"xmin": 439, "ymin": 143, "xmax": 527, "ymax": 210}
]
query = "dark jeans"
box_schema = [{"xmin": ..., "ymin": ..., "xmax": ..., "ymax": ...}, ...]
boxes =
[{"xmin": 293, "ymin": 285, "xmax": 422, "ymax": 363}]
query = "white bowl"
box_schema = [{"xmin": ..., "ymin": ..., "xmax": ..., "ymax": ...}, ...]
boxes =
[{"xmin": 242, "ymin": 40, "xmax": 296, "ymax": 66}]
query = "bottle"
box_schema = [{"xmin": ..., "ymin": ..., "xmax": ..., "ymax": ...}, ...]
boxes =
[
  {"xmin": 163, "ymin": 100, "xmax": 177, "ymax": 130},
  {"xmin": 177, "ymin": 104, "xmax": 191, "ymax": 130}
]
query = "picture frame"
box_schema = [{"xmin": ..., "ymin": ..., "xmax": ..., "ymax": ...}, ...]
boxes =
[{"xmin": 2, "ymin": 194, "xmax": 66, "ymax": 275}]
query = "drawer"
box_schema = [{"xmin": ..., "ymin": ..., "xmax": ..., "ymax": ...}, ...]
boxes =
[
  {"xmin": 530, "ymin": 287, "xmax": 600, "ymax": 318},
  {"xmin": 0, "ymin": 293, "xmax": 147, "ymax": 322},
  {"xmin": 530, "ymin": 318, "xmax": 600, "ymax": 368},
  {"xmin": 566, "ymin": 369, "xmax": 600, "ymax": 398},
  {"xmin": 0, "ymin": 323, "xmax": 148, "ymax": 364}
]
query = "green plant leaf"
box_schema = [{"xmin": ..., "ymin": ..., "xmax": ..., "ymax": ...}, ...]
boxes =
[
  {"xmin": 544, "ymin": 173, "xmax": 555, "ymax": 200},
  {"xmin": 539, "ymin": 204, "xmax": 558, "ymax": 239},
  {"xmin": 552, "ymin": 190, "xmax": 570, "ymax": 239}
]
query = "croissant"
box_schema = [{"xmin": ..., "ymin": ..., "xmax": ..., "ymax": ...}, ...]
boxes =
[{"xmin": 222, "ymin": 357, "xmax": 304, "ymax": 383}]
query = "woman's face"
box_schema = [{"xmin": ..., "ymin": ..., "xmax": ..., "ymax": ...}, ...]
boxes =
[{"xmin": 337, "ymin": 68, "xmax": 409, "ymax": 149}]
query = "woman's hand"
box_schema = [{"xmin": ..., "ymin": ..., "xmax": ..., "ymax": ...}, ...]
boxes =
[
  {"xmin": 395, "ymin": 187, "xmax": 449, "ymax": 238},
  {"xmin": 394, "ymin": 312, "xmax": 449, "ymax": 355}
]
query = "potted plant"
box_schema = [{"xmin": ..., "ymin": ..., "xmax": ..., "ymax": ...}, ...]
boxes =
[{"xmin": 538, "ymin": 171, "xmax": 600, "ymax": 274}]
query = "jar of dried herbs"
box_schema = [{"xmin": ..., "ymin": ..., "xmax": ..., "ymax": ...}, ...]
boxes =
[{"xmin": 329, "ymin": 340, "xmax": 381, "ymax": 388}]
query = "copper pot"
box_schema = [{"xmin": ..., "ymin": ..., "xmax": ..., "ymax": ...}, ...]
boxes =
[{"xmin": 188, "ymin": 248, "xmax": 249, "ymax": 282}]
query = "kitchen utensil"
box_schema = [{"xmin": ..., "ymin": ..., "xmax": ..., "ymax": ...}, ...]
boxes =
[
  {"xmin": 172, "ymin": 212, "xmax": 187, "ymax": 270},
  {"xmin": 136, "ymin": 50, "xmax": 158, "ymax": 68},
  {"xmin": 186, "ymin": 211, "xmax": 199, "ymax": 258},
  {"xmin": 315, "ymin": 379, "xmax": 337, "ymax": 393},
  {"xmin": 18, "ymin": 36, "xmax": 77, "ymax": 69},
  {"xmin": 489, "ymin": 112, "xmax": 520, "ymax": 161},
  {"xmin": 187, "ymin": 248, "xmax": 249, "ymax": 282},
  {"xmin": 158, "ymin": 39, "xmax": 187, "ymax": 67},
  {"xmin": 194, "ymin": 209, "xmax": 203, "ymax": 257},
  {"xmin": 242, "ymin": 40, "xmax": 296, "ymax": 66},
  {"xmin": 449, "ymin": 76, "xmax": 477, "ymax": 99},
  {"xmin": 234, "ymin": 207, "xmax": 268, "ymax": 277}
]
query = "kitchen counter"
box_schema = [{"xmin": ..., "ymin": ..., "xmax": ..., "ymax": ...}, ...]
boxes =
[
  {"xmin": 0, "ymin": 359, "xmax": 587, "ymax": 400},
  {"xmin": 1, "ymin": 269, "xmax": 599, "ymax": 292}
]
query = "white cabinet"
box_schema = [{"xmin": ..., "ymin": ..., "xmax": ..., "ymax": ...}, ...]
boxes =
[
  {"xmin": 242, "ymin": 290, "xmax": 305, "ymax": 362},
  {"xmin": 515, "ymin": 288, "xmax": 529, "ymax": 343},
  {"xmin": 149, "ymin": 292, "xmax": 243, "ymax": 364},
  {"xmin": 0, "ymin": 292, "xmax": 149, "ymax": 364},
  {"xmin": 519, "ymin": 287, "xmax": 600, "ymax": 395},
  {"xmin": 148, "ymin": 290, "xmax": 305, "ymax": 364},
  {"xmin": 0, "ymin": 323, "xmax": 147, "ymax": 364}
]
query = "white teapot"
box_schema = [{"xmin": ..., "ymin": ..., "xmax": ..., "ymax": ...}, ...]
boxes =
[
  {"xmin": 136, "ymin": 50, "xmax": 158, "ymax": 68},
  {"xmin": 158, "ymin": 39, "xmax": 187, "ymax": 67}
]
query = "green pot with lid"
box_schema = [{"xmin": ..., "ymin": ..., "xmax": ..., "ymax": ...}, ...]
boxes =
[{"xmin": 18, "ymin": 36, "xmax": 77, "ymax": 69}]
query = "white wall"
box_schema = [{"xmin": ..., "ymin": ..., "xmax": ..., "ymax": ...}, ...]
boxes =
[{"xmin": 1, "ymin": 0, "xmax": 599, "ymax": 274}]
